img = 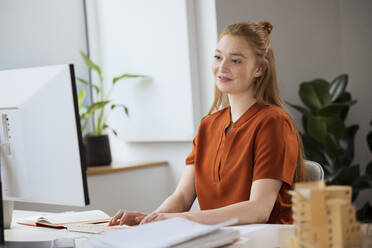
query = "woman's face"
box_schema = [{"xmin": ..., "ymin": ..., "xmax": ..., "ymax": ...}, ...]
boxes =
[{"xmin": 212, "ymin": 35, "xmax": 262, "ymax": 96}]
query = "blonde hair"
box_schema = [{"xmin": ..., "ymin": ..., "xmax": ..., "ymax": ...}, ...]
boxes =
[{"xmin": 209, "ymin": 21, "xmax": 307, "ymax": 182}]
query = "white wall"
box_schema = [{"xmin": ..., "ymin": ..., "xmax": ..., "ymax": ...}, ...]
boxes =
[
  {"xmin": 0, "ymin": 0, "xmax": 89, "ymax": 79},
  {"xmin": 215, "ymin": 0, "xmax": 372, "ymax": 206},
  {"xmin": 90, "ymin": 0, "xmax": 198, "ymax": 142}
]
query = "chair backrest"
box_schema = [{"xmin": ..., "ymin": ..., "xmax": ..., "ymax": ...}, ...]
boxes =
[{"xmin": 304, "ymin": 160, "xmax": 324, "ymax": 181}]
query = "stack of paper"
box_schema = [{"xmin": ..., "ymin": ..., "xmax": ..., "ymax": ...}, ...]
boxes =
[{"xmin": 88, "ymin": 217, "xmax": 240, "ymax": 248}]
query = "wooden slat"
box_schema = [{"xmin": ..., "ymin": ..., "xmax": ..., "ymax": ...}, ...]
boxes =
[{"xmin": 86, "ymin": 161, "xmax": 169, "ymax": 176}]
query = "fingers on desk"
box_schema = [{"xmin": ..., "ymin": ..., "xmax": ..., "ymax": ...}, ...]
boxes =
[
  {"xmin": 135, "ymin": 215, "xmax": 145, "ymax": 223},
  {"xmin": 109, "ymin": 209, "xmax": 125, "ymax": 226},
  {"xmin": 119, "ymin": 210, "xmax": 128, "ymax": 226},
  {"xmin": 140, "ymin": 212, "xmax": 158, "ymax": 225}
]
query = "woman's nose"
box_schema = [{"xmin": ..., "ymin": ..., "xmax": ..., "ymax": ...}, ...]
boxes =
[{"xmin": 219, "ymin": 60, "xmax": 229, "ymax": 72}]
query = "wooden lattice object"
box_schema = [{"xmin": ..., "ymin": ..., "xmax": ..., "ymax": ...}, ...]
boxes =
[{"xmin": 285, "ymin": 181, "xmax": 363, "ymax": 248}]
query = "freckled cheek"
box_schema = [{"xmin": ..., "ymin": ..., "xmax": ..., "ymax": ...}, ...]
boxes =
[
  {"xmin": 212, "ymin": 62, "xmax": 219, "ymax": 78},
  {"xmin": 233, "ymin": 67, "xmax": 251, "ymax": 81}
]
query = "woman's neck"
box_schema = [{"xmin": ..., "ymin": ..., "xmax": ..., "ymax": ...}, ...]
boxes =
[{"xmin": 228, "ymin": 92, "xmax": 256, "ymax": 123}]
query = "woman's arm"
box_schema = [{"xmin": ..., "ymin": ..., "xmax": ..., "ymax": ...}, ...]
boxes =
[
  {"xmin": 110, "ymin": 165, "xmax": 196, "ymax": 226},
  {"xmin": 154, "ymin": 165, "xmax": 196, "ymax": 213},
  {"xmin": 141, "ymin": 178, "xmax": 282, "ymax": 225},
  {"xmin": 186, "ymin": 179, "xmax": 282, "ymax": 225}
]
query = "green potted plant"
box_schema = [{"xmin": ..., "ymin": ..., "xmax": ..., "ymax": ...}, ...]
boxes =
[
  {"xmin": 77, "ymin": 51, "xmax": 147, "ymax": 166},
  {"xmin": 287, "ymin": 74, "xmax": 372, "ymax": 221},
  {"xmin": 357, "ymin": 120, "xmax": 372, "ymax": 222}
]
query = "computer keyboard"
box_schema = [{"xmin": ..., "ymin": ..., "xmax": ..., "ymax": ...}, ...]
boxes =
[{"xmin": 65, "ymin": 223, "xmax": 130, "ymax": 234}]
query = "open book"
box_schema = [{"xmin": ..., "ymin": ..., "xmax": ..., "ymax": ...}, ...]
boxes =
[
  {"xmin": 87, "ymin": 217, "xmax": 240, "ymax": 248},
  {"xmin": 17, "ymin": 210, "xmax": 111, "ymax": 228}
]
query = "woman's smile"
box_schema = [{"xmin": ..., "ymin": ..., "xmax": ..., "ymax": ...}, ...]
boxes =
[{"xmin": 217, "ymin": 75, "xmax": 232, "ymax": 83}]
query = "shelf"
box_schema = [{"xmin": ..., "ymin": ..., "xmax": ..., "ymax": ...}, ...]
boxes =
[{"xmin": 86, "ymin": 161, "xmax": 169, "ymax": 176}]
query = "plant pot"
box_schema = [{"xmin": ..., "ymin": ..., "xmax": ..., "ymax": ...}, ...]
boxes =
[{"xmin": 84, "ymin": 134, "xmax": 112, "ymax": 166}]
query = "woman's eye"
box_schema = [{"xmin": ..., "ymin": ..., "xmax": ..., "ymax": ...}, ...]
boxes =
[
  {"xmin": 214, "ymin": 55, "xmax": 221, "ymax": 60},
  {"xmin": 232, "ymin": 59, "xmax": 241, "ymax": 64}
]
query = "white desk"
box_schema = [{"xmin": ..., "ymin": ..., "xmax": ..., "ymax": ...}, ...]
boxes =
[{"xmin": 6, "ymin": 210, "xmax": 294, "ymax": 247}]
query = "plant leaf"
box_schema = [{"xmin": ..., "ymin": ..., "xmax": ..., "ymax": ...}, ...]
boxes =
[
  {"xmin": 82, "ymin": 100, "xmax": 110, "ymax": 121},
  {"xmin": 334, "ymin": 165, "xmax": 359, "ymax": 186},
  {"xmin": 103, "ymin": 124, "xmax": 118, "ymax": 136},
  {"xmin": 81, "ymin": 118, "xmax": 89, "ymax": 133},
  {"xmin": 123, "ymin": 106, "xmax": 129, "ymax": 116},
  {"xmin": 336, "ymin": 125, "xmax": 359, "ymax": 168},
  {"xmin": 317, "ymin": 103, "xmax": 349, "ymax": 119},
  {"xmin": 286, "ymin": 101, "xmax": 311, "ymax": 117},
  {"xmin": 78, "ymin": 88, "xmax": 86, "ymax": 111},
  {"xmin": 113, "ymin": 73, "xmax": 147, "ymax": 85},
  {"xmin": 356, "ymin": 201, "xmax": 372, "ymax": 223},
  {"xmin": 111, "ymin": 128, "xmax": 118, "ymax": 136},
  {"xmin": 352, "ymin": 175, "xmax": 372, "ymax": 202},
  {"xmin": 324, "ymin": 117, "xmax": 346, "ymax": 141},
  {"xmin": 332, "ymin": 91, "xmax": 357, "ymax": 120},
  {"xmin": 323, "ymin": 133, "xmax": 340, "ymax": 161},
  {"xmin": 323, "ymin": 152, "xmax": 336, "ymax": 172},
  {"xmin": 352, "ymin": 175, "xmax": 372, "ymax": 192},
  {"xmin": 302, "ymin": 115, "xmax": 308, "ymax": 133},
  {"xmin": 301, "ymin": 133, "xmax": 326, "ymax": 163},
  {"xmin": 77, "ymin": 77, "xmax": 100, "ymax": 94},
  {"xmin": 367, "ymin": 130, "xmax": 372, "ymax": 152},
  {"xmin": 111, "ymin": 104, "xmax": 129, "ymax": 116},
  {"xmin": 299, "ymin": 79, "xmax": 331, "ymax": 111},
  {"xmin": 307, "ymin": 116, "xmax": 328, "ymax": 144},
  {"xmin": 335, "ymin": 91, "xmax": 351, "ymax": 103},
  {"xmin": 366, "ymin": 161, "xmax": 372, "ymax": 179},
  {"xmin": 307, "ymin": 116, "xmax": 346, "ymax": 142},
  {"xmin": 326, "ymin": 167, "xmax": 344, "ymax": 184},
  {"xmin": 306, "ymin": 116, "xmax": 345, "ymax": 161},
  {"xmin": 80, "ymin": 51, "xmax": 103, "ymax": 82},
  {"xmin": 329, "ymin": 74, "xmax": 348, "ymax": 102}
]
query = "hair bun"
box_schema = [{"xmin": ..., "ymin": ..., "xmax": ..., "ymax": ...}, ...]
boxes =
[{"xmin": 259, "ymin": 21, "xmax": 273, "ymax": 35}]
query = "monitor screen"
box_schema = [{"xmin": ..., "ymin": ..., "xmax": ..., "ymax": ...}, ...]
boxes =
[{"xmin": 0, "ymin": 64, "xmax": 89, "ymax": 207}]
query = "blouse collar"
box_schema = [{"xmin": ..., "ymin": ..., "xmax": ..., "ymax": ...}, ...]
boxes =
[{"xmin": 224, "ymin": 102, "xmax": 264, "ymax": 129}]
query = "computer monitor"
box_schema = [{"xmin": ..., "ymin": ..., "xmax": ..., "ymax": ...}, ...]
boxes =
[{"xmin": 0, "ymin": 64, "xmax": 89, "ymax": 245}]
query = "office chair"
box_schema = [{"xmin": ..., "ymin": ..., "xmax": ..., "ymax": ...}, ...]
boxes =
[{"xmin": 304, "ymin": 160, "xmax": 325, "ymax": 181}]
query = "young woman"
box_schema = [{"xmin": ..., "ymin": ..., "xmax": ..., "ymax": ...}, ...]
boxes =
[{"xmin": 109, "ymin": 21, "xmax": 306, "ymax": 226}]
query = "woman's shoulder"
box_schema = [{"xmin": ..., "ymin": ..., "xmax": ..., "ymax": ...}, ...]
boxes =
[
  {"xmin": 201, "ymin": 107, "xmax": 229, "ymax": 123},
  {"xmin": 257, "ymin": 104, "xmax": 296, "ymax": 128}
]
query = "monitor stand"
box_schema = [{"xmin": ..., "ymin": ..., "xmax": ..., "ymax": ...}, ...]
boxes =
[
  {"xmin": 0, "ymin": 241, "xmax": 53, "ymax": 248},
  {"xmin": 0, "ymin": 195, "xmax": 57, "ymax": 247},
  {"xmin": 2, "ymin": 201, "xmax": 12, "ymax": 230},
  {"xmin": 0, "ymin": 146, "xmax": 68, "ymax": 247}
]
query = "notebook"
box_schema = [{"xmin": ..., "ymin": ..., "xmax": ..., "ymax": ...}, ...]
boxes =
[
  {"xmin": 17, "ymin": 210, "xmax": 111, "ymax": 228},
  {"xmin": 87, "ymin": 217, "xmax": 239, "ymax": 248}
]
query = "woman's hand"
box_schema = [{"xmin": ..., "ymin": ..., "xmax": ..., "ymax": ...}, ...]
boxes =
[
  {"xmin": 108, "ymin": 210, "xmax": 147, "ymax": 226},
  {"xmin": 139, "ymin": 212, "xmax": 189, "ymax": 225}
]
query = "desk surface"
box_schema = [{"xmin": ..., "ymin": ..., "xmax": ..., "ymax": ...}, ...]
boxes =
[{"xmin": 6, "ymin": 210, "xmax": 293, "ymax": 248}]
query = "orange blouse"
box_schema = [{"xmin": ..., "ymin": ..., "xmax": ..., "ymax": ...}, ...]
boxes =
[{"xmin": 185, "ymin": 103, "xmax": 298, "ymax": 224}]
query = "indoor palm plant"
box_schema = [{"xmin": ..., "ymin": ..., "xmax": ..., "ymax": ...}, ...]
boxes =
[
  {"xmin": 287, "ymin": 74, "xmax": 372, "ymax": 221},
  {"xmin": 77, "ymin": 51, "xmax": 147, "ymax": 166}
]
